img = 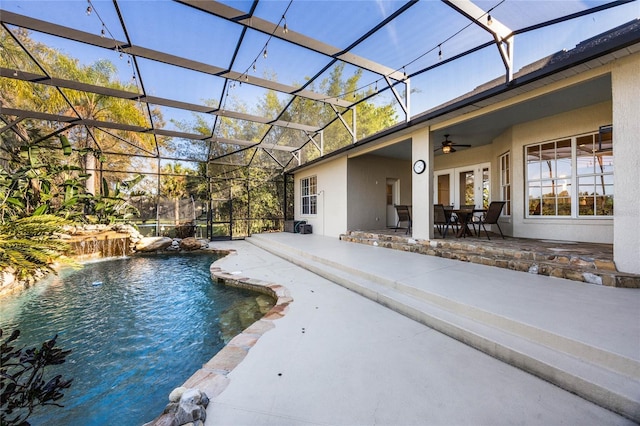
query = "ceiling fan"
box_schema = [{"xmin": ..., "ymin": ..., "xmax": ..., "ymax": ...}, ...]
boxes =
[{"xmin": 436, "ymin": 134, "xmax": 471, "ymax": 154}]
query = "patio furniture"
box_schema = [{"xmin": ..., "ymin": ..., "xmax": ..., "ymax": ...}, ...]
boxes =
[
  {"xmin": 453, "ymin": 207, "xmax": 477, "ymax": 238},
  {"xmin": 394, "ymin": 205, "xmax": 412, "ymax": 235},
  {"xmin": 434, "ymin": 204, "xmax": 454, "ymax": 238},
  {"xmin": 477, "ymin": 201, "xmax": 506, "ymax": 239}
]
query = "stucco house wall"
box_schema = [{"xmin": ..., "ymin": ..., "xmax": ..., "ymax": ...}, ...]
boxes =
[
  {"xmin": 510, "ymin": 101, "xmax": 614, "ymax": 243},
  {"xmin": 294, "ymin": 157, "xmax": 348, "ymax": 237},
  {"xmin": 432, "ymin": 101, "xmax": 613, "ymax": 243},
  {"xmin": 346, "ymin": 155, "xmax": 412, "ymax": 232},
  {"xmin": 611, "ymin": 53, "xmax": 640, "ymax": 274}
]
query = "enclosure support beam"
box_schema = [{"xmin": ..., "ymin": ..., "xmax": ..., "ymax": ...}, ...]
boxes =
[
  {"xmin": 330, "ymin": 105, "xmax": 355, "ymax": 143},
  {"xmin": 444, "ymin": 0, "xmax": 514, "ymax": 83},
  {"xmin": 383, "ymin": 75, "xmax": 411, "ymax": 122},
  {"xmin": 305, "ymin": 131, "xmax": 324, "ymax": 156},
  {"xmin": 0, "ymin": 117, "xmax": 26, "ymax": 137}
]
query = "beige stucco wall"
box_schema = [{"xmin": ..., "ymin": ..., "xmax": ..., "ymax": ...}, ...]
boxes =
[
  {"xmin": 346, "ymin": 154, "xmax": 412, "ymax": 232},
  {"xmin": 510, "ymin": 101, "xmax": 614, "ymax": 243},
  {"xmin": 432, "ymin": 101, "xmax": 614, "ymax": 243},
  {"xmin": 412, "ymin": 127, "xmax": 433, "ymax": 240},
  {"xmin": 294, "ymin": 157, "xmax": 348, "ymax": 237},
  {"xmin": 612, "ymin": 53, "xmax": 640, "ymax": 274}
]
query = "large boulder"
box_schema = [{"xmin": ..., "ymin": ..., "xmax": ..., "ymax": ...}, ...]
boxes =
[
  {"xmin": 144, "ymin": 388, "xmax": 209, "ymax": 426},
  {"xmin": 179, "ymin": 237, "xmax": 202, "ymax": 251},
  {"xmin": 135, "ymin": 237, "xmax": 173, "ymax": 252}
]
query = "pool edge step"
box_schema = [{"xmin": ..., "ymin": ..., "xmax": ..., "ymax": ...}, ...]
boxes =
[{"xmin": 247, "ymin": 233, "xmax": 640, "ymax": 423}]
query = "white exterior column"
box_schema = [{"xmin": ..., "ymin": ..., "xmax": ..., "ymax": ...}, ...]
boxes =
[
  {"xmin": 612, "ymin": 54, "xmax": 640, "ymax": 274},
  {"xmin": 411, "ymin": 127, "xmax": 433, "ymax": 240}
]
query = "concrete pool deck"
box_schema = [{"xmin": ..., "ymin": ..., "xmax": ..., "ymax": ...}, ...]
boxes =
[{"xmin": 200, "ymin": 233, "xmax": 639, "ymax": 425}]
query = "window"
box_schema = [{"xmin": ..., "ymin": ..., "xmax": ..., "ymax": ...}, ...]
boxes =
[
  {"xmin": 499, "ymin": 152, "xmax": 511, "ymax": 215},
  {"xmin": 301, "ymin": 176, "xmax": 317, "ymax": 215},
  {"xmin": 525, "ymin": 130, "xmax": 613, "ymax": 218},
  {"xmin": 577, "ymin": 129, "xmax": 613, "ymax": 216}
]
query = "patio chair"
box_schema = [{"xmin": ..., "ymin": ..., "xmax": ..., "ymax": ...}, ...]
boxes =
[
  {"xmin": 394, "ymin": 205, "xmax": 412, "ymax": 235},
  {"xmin": 433, "ymin": 204, "xmax": 453, "ymax": 238},
  {"xmin": 477, "ymin": 201, "xmax": 506, "ymax": 240}
]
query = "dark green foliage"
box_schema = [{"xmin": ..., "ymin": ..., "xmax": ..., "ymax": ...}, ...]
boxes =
[
  {"xmin": 84, "ymin": 174, "xmax": 144, "ymax": 224},
  {"xmin": 0, "ymin": 128, "xmax": 92, "ymax": 223},
  {"xmin": 0, "ymin": 215, "xmax": 71, "ymax": 279},
  {"xmin": 0, "ymin": 329, "xmax": 73, "ymax": 426}
]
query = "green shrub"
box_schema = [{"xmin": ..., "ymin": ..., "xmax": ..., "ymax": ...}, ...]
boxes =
[{"xmin": 0, "ymin": 329, "xmax": 73, "ymax": 426}]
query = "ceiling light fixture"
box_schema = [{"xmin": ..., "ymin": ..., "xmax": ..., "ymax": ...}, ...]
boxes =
[{"xmin": 442, "ymin": 145, "xmax": 451, "ymax": 154}]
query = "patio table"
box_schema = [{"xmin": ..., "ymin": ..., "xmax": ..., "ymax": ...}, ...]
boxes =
[{"xmin": 453, "ymin": 208, "xmax": 487, "ymax": 238}]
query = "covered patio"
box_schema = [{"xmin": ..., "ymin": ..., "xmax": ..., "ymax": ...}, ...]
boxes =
[{"xmin": 340, "ymin": 228, "xmax": 640, "ymax": 288}]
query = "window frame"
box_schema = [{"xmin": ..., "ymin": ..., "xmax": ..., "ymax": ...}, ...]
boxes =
[
  {"xmin": 300, "ymin": 175, "xmax": 317, "ymax": 216},
  {"xmin": 524, "ymin": 130, "xmax": 613, "ymax": 219},
  {"xmin": 499, "ymin": 151, "xmax": 511, "ymax": 216}
]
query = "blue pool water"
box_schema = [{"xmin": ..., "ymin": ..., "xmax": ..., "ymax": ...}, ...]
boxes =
[{"xmin": 0, "ymin": 253, "xmax": 272, "ymax": 426}]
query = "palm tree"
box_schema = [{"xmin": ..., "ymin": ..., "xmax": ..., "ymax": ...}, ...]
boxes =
[{"xmin": 160, "ymin": 163, "xmax": 198, "ymax": 225}]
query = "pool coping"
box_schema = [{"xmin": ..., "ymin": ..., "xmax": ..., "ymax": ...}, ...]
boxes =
[{"xmin": 179, "ymin": 249, "xmax": 293, "ymax": 401}]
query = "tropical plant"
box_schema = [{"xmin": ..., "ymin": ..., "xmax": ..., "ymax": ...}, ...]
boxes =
[
  {"xmin": 0, "ymin": 215, "xmax": 72, "ymax": 280},
  {"xmin": 160, "ymin": 163, "xmax": 200, "ymax": 225},
  {"xmin": 0, "ymin": 128, "xmax": 92, "ymax": 223},
  {"xmin": 85, "ymin": 174, "xmax": 145, "ymax": 224},
  {"xmin": 1, "ymin": 27, "xmax": 162, "ymax": 197},
  {"xmin": 0, "ymin": 328, "xmax": 73, "ymax": 426}
]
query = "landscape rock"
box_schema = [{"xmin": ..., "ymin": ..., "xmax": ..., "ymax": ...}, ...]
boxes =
[
  {"xmin": 135, "ymin": 237, "xmax": 174, "ymax": 252},
  {"xmin": 145, "ymin": 388, "xmax": 209, "ymax": 426},
  {"xmin": 180, "ymin": 237, "xmax": 201, "ymax": 251}
]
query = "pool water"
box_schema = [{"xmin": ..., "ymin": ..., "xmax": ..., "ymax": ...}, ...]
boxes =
[{"xmin": 0, "ymin": 253, "xmax": 273, "ymax": 426}]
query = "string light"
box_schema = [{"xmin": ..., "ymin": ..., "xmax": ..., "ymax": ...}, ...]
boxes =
[
  {"xmin": 282, "ymin": 15, "xmax": 289, "ymax": 34},
  {"xmin": 325, "ymin": 1, "xmax": 502, "ymax": 106},
  {"xmin": 263, "ymin": 48, "xmax": 268, "ymax": 59},
  {"xmin": 86, "ymin": 0, "xmax": 142, "ymax": 98}
]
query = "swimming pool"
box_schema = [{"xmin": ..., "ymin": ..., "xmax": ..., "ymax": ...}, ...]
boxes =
[{"xmin": 0, "ymin": 252, "xmax": 273, "ymax": 426}]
